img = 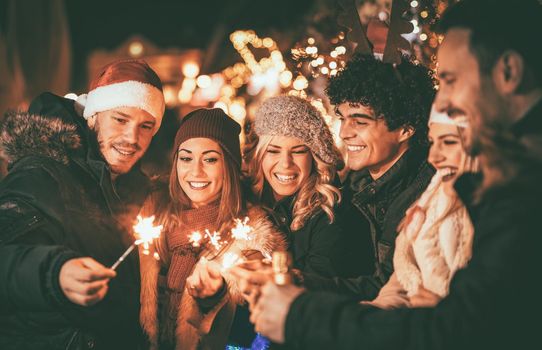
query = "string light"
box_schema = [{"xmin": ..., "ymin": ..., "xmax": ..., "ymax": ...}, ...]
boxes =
[
  {"xmin": 129, "ymin": 41, "xmax": 143, "ymax": 57},
  {"xmin": 196, "ymin": 75, "xmax": 212, "ymax": 89},
  {"xmin": 182, "ymin": 62, "xmax": 200, "ymax": 79}
]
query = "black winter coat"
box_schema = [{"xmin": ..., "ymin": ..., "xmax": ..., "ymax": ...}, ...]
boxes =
[
  {"xmin": 0, "ymin": 93, "xmax": 151, "ymax": 350},
  {"xmin": 269, "ymin": 194, "xmax": 374, "ymax": 279},
  {"xmin": 283, "ymin": 101, "xmax": 542, "ymax": 349},
  {"xmin": 284, "ymin": 165, "xmax": 542, "ymax": 350},
  {"xmin": 303, "ymin": 149, "xmax": 435, "ymax": 300}
]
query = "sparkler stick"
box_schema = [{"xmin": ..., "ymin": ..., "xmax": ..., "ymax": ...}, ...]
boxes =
[{"xmin": 111, "ymin": 215, "xmax": 163, "ymax": 270}]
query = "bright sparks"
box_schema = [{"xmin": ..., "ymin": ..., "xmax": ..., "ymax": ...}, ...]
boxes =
[
  {"xmin": 189, "ymin": 231, "xmax": 203, "ymax": 247},
  {"xmin": 222, "ymin": 252, "xmax": 243, "ymax": 270},
  {"xmin": 231, "ymin": 217, "xmax": 253, "ymax": 241},
  {"xmin": 133, "ymin": 215, "xmax": 163, "ymax": 255}
]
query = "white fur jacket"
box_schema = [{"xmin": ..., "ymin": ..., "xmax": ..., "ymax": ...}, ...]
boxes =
[
  {"xmin": 394, "ymin": 172, "xmax": 474, "ymax": 298},
  {"xmin": 139, "ymin": 205, "xmax": 286, "ymax": 350}
]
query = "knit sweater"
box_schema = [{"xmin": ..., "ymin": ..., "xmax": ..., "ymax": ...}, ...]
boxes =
[{"xmin": 139, "ymin": 195, "xmax": 286, "ymax": 350}]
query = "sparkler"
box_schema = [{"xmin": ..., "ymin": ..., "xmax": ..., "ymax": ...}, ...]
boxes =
[
  {"xmin": 187, "ymin": 217, "xmax": 255, "ymax": 271},
  {"xmin": 231, "ymin": 217, "xmax": 252, "ymax": 241},
  {"xmin": 221, "ymin": 252, "xmax": 244, "ymax": 271},
  {"xmin": 205, "ymin": 229, "xmax": 223, "ymax": 250},
  {"xmin": 111, "ymin": 215, "xmax": 163, "ymax": 270},
  {"xmin": 189, "ymin": 231, "xmax": 203, "ymax": 247}
]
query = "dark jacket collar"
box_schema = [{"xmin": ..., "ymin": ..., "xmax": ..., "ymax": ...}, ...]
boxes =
[{"xmin": 347, "ymin": 147, "xmax": 430, "ymax": 205}]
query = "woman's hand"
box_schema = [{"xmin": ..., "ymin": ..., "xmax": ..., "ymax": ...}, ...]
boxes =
[
  {"xmin": 409, "ymin": 286, "xmax": 442, "ymax": 308},
  {"xmin": 186, "ymin": 259, "xmax": 224, "ymax": 299},
  {"xmin": 229, "ymin": 259, "xmax": 273, "ymax": 307}
]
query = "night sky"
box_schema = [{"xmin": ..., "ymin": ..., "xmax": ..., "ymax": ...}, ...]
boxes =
[{"xmin": 65, "ymin": 0, "xmax": 317, "ymax": 88}]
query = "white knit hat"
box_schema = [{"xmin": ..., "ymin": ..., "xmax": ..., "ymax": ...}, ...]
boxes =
[
  {"xmin": 76, "ymin": 59, "xmax": 165, "ymax": 134},
  {"xmin": 429, "ymin": 104, "xmax": 469, "ymax": 128}
]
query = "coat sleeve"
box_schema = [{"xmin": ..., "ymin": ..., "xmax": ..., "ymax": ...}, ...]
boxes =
[
  {"xmin": 284, "ymin": 190, "xmax": 539, "ymax": 349},
  {"xmin": 297, "ymin": 211, "xmax": 374, "ymax": 279},
  {"xmin": 300, "ymin": 207, "xmax": 392, "ymax": 300},
  {"xmin": 0, "ymin": 166, "xmax": 81, "ymax": 312}
]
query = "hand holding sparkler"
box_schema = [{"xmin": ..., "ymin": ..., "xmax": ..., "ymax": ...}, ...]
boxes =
[
  {"xmin": 59, "ymin": 257, "xmax": 116, "ymax": 306},
  {"xmin": 186, "ymin": 258, "xmax": 225, "ymax": 298},
  {"xmin": 111, "ymin": 215, "xmax": 163, "ymax": 270},
  {"xmin": 230, "ymin": 259, "xmax": 273, "ymax": 307}
]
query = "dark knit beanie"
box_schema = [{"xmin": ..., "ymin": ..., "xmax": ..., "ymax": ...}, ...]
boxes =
[{"xmin": 174, "ymin": 108, "xmax": 242, "ymax": 167}]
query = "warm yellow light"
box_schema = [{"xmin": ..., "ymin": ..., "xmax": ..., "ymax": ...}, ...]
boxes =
[
  {"xmin": 330, "ymin": 51, "xmax": 338, "ymax": 58},
  {"xmin": 279, "ymin": 70, "xmax": 293, "ymax": 87},
  {"xmin": 307, "ymin": 37, "xmax": 315, "ymax": 45},
  {"xmin": 306, "ymin": 46, "xmax": 318, "ymax": 55},
  {"xmin": 263, "ymin": 37, "xmax": 274, "ymax": 48},
  {"xmin": 182, "ymin": 78, "xmax": 197, "ymax": 91},
  {"xmin": 421, "ymin": 10, "xmax": 429, "ymax": 18},
  {"xmin": 420, "ymin": 33, "xmax": 428, "ymax": 41},
  {"xmin": 178, "ymin": 89, "xmax": 192, "ymax": 104},
  {"xmin": 336, "ymin": 46, "xmax": 346, "ymax": 55},
  {"xmin": 320, "ymin": 67, "xmax": 329, "ymax": 75},
  {"xmin": 231, "ymin": 76, "xmax": 244, "ymax": 88},
  {"xmin": 213, "ymin": 101, "xmax": 229, "ymax": 113},
  {"xmin": 221, "ymin": 85, "xmax": 236, "ymax": 97},
  {"xmin": 196, "ymin": 75, "xmax": 212, "ymax": 89},
  {"xmin": 293, "ymin": 75, "xmax": 308, "ymax": 91},
  {"xmin": 182, "ymin": 62, "xmax": 200, "ymax": 79},
  {"xmin": 229, "ymin": 102, "xmax": 246, "ymax": 120},
  {"xmin": 163, "ymin": 85, "xmax": 177, "ymax": 106},
  {"xmin": 271, "ymin": 50, "xmax": 283, "ymax": 61},
  {"xmin": 129, "ymin": 41, "xmax": 144, "ymax": 57}
]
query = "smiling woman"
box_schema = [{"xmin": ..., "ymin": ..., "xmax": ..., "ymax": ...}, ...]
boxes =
[
  {"xmin": 368, "ymin": 105, "xmax": 478, "ymax": 310},
  {"xmin": 244, "ymin": 95, "xmax": 373, "ymax": 280},
  {"xmin": 176, "ymin": 137, "xmax": 224, "ymax": 208},
  {"xmin": 137, "ymin": 108, "xmax": 285, "ymax": 349}
]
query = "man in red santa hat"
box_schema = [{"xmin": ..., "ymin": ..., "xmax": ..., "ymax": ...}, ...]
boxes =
[{"xmin": 0, "ymin": 59, "xmax": 165, "ymax": 349}]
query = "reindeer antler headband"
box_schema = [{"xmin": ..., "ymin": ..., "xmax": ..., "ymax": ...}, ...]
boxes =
[{"xmin": 337, "ymin": 0, "xmax": 413, "ymax": 65}]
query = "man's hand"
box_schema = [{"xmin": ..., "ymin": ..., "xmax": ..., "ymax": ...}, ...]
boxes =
[
  {"xmin": 186, "ymin": 259, "xmax": 224, "ymax": 299},
  {"xmin": 250, "ymin": 281, "xmax": 305, "ymax": 344},
  {"xmin": 59, "ymin": 257, "xmax": 116, "ymax": 306}
]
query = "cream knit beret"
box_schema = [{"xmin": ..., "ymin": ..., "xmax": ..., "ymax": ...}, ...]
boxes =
[{"xmin": 254, "ymin": 95, "xmax": 343, "ymax": 168}]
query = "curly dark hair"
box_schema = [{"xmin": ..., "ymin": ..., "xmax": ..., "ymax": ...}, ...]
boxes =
[{"xmin": 326, "ymin": 53, "xmax": 436, "ymax": 148}]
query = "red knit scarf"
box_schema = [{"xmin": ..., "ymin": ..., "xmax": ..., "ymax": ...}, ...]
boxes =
[
  {"xmin": 166, "ymin": 202, "xmax": 219, "ymax": 290},
  {"xmin": 161, "ymin": 201, "xmax": 220, "ymax": 339}
]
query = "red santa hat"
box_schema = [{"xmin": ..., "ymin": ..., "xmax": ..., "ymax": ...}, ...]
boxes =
[{"xmin": 77, "ymin": 59, "xmax": 165, "ymax": 134}]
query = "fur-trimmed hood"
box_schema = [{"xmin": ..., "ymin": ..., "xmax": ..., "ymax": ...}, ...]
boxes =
[
  {"xmin": 139, "ymin": 205, "xmax": 286, "ymax": 350},
  {"xmin": 0, "ymin": 110, "xmax": 82, "ymax": 166}
]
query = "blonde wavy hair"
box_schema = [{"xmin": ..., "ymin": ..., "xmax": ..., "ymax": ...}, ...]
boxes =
[{"xmin": 246, "ymin": 134, "xmax": 341, "ymax": 231}]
